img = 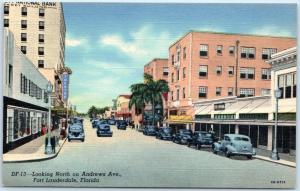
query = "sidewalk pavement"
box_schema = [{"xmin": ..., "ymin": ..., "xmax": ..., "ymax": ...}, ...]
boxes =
[
  {"xmin": 253, "ymin": 155, "xmax": 296, "ymax": 168},
  {"xmin": 3, "ymin": 129, "xmax": 67, "ymax": 163}
]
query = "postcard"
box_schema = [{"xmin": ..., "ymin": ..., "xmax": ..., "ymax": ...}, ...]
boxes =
[{"xmin": 1, "ymin": 2, "xmax": 297, "ymax": 189}]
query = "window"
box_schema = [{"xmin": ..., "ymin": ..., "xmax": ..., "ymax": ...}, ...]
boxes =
[
  {"xmin": 38, "ymin": 60, "xmax": 44, "ymax": 68},
  {"xmin": 228, "ymin": 87, "xmax": 233, "ymax": 96},
  {"xmin": 39, "ymin": 34, "xmax": 44, "ymax": 43},
  {"xmin": 278, "ymin": 75, "xmax": 284, "ymax": 99},
  {"xmin": 8, "ymin": 65, "xmax": 13, "ymax": 87},
  {"xmin": 21, "ymin": 33, "xmax": 27, "ymax": 41},
  {"xmin": 38, "ymin": 47, "xmax": 44, "ymax": 55},
  {"xmin": 171, "ymin": 73, "xmax": 174, "ymax": 83},
  {"xmin": 44, "ymin": 91, "xmax": 48, "ymax": 103},
  {"xmin": 39, "ymin": 8, "xmax": 45, "ymax": 17},
  {"xmin": 229, "ymin": 46, "xmax": 235, "ymax": 55},
  {"xmin": 4, "ymin": 19, "xmax": 9, "ymax": 27},
  {"xmin": 261, "ymin": 89, "xmax": 271, "ymax": 96},
  {"xmin": 183, "ymin": 47, "xmax": 186, "ymax": 59},
  {"xmin": 176, "ymin": 89, "xmax": 180, "ymax": 100},
  {"xmin": 21, "ymin": 46, "xmax": 26, "ymax": 54},
  {"xmin": 20, "ymin": 74, "xmax": 24, "ymax": 93},
  {"xmin": 199, "ymin": 86, "xmax": 207, "ymax": 98},
  {"xmin": 24, "ymin": 77, "xmax": 28, "ymax": 94},
  {"xmin": 258, "ymin": 126, "xmax": 268, "ymax": 146},
  {"xmin": 171, "ymin": 91, "xmax": 174, "ymax": 101},
  {"xmin": 21, "ymin": 20, "xmax": 27, "ymax": 29},
  {"xmin": 216, "ymin": 66, "xmax": 222, "ymax": 75},
  {"xmin": 177, "ymin": 69, "xmax": 180, "ymax": 81},
  {"xmin": 183, "ymin": 67, "xmax": 186, "ymax": 78},
  {"xmin": 21, "ymin": 7, "xmax": 27, "ymax": 16},
  {"xmin": 239, "ymin": 88, "xmax": 255, "ymax": 97},
  {"xmin": 163, "ymin": 67, "xmax": 168, "ymax": 76},
  {"xmin": 261, "ymin": 68, "xmax": 271, "ymax": 80},
  {"xmin": 262, "ymin": 48, "xmax": 277, "ymax": 60},
  {"xmin": 214, "ymin": 103, "xmax": 225, "ymax": 110},
  {"xmin": 216, "ymin": 87, "xmax": 222, "ymax": 96},
  {"xmin": 228, "ymin": 66, "xmax": 234, "ymax": 75},
  {"xmin": 240, "ymin": 67, "xmax": 255, "ymax": 79},
  {"xmin": 39, "ymin": 21, "xmax": 44, "ymax": 30},
  {"xmin": 241, "ymin": 47, "xmax": 255, "ymax": 59},
  {"xmin": 176, "ymin": 46, "xmax": 181, "ymax": 62},
  {"xmin": 293, "ymin": 72, "xmax": 296, "ymax": 98},
  {"xmin": 182, "ymin": 87, "xmax": 186, "ymax": 99},
  {"xmin": 199, "ymin": 65, "xmax": 208, "ymax": 77},
  {"xmin": 4, "ymin": 5, "xmax": 9, "ymax": 14},
  {"xmin": 285, "ymin": 73, "xmax": 292, "ymax": 98},
  {"xmin": 200, "ymin": 44, "xmax": 208, "ymax": 57},
  {"xmin": 217, "ymin": 45, "xmax": 222, "ymax": 55},
  {"xmin": 171, "ymin": 55, "xmax": 174, "ymax": 65}
]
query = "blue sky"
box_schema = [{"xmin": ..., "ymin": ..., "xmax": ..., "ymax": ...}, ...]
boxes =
[{"xmin": 63, "ymin": 3, "xmax": 296, "ymax": 113}]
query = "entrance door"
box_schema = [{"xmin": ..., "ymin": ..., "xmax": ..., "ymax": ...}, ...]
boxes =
[{"xmin": 249, "ymin": 125, "xmax": 258, "ymax": 148}]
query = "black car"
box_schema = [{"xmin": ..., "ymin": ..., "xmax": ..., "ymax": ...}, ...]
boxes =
[
  {"xmin": 117, "ymin": 120, "xmax": 127, "ymax": 130},
  {"xmin": 172, "ymin": 129, "xmax": 193, "ymax": 144},
  {"xmin": 156, "ymin": 127, "xmax": 173, "ymax": 140},
  {"xmin": 92, "ymin": 119, "xmax": 99, "ymax": 128},
  {"xmin": 108, "ymin": 119, "xmax": 116, "ymax": 125},
  {"xmin": 68, "ymin": 124, "xmax": 85, "ymax": 142},
  {"xmin": 187, "ymin": 131, "xmax": 215, "ymax": 149},
  {"xmin": 143, "ymin": 125, "xmax": 157, "ymax": 136},
  {"xmin": 97, "ymin": 125, "xmax": 113, "ymax": 137},
  {"xmin": 95, "ymin": 120, "xmax": 108, "ymax": 128}
]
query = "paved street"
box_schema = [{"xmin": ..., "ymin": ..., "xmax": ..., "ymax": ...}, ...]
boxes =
[{"xmin": 2, "ymin": 119, "xmax": 296, "ymax": 188}]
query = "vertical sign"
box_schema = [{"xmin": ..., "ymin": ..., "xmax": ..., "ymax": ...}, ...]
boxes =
[{"xmin": 62, "ymin": 72, "xmax": 69, "ymax": 101}]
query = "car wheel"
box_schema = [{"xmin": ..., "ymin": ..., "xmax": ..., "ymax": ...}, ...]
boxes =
[
  {"xmin": 68, "ymin": 138, "xmax": 70, "ymax": 142},
  {"xmin": 187, "ymin": 142, "xmax": 191, "ymax": 147},
  {"xmin": 196, "ymin": 144, "xmax": 201, "ymax": 150},
  {"xmin": 247, "ymin": 155, "xmax": 253, "ymax": 160},
  {"xmin": 81, "ymin": 139, "xmax": 84, "ymax": 142},
  {"xmin": 225, "ymin": 149, "xmax": 231, "ymax": 158}
]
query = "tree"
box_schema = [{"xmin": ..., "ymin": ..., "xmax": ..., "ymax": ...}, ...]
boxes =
[
  {"xmin": 129, "ymin": 74, "xmax": 169, "ymax": 126},
  {"xmin": 87, "ymin": 105, "xmax": 97, "ymax": 118}
]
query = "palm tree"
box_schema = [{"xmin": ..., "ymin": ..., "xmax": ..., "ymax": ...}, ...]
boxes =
[{"xmin": 129, "ymin": 74, "xmax": 169, "ymax": 126}]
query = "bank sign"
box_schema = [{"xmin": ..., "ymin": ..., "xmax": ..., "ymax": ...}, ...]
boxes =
[{"xmin": 62, "ymin": 72, "xmax": 69, "ymax": 101}]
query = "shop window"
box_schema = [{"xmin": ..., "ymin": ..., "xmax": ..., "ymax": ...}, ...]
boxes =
[
  {"xmin": 258, "ymin": 126, "xmax": 268, "ymax": 146},
  {"xmin": 39, "ymin": 21, "xmax": 44, "ymax": 30},
  {"xmin": 262, "ymin": 48, "xmax": 277, "ymax": 60},
  {"xmin": 199, "ymin": 44, "xmax": 208, "ymax": 57},
  {"xmin": 216, "ymin": 66, "xmax": 222, "ymax": 75},
  {"xmin": 261, "ymin": 68, "xmax": 271, "ymax": 80},
  {"xmin": 4, "ymin": 5, "xmax": 9, "ymax": 15},
  {"xmin": 21, "ymin": 20, "xmax": 27, "ymax": 29},
  {"xmin": 21, "ymin": 33, "xmax": 27, "ymax": 41},
  {"xmin": 229, "ymin": 46, "xmax": 235, "ymax": 55},
  {"xmin": 199, "ymin": 65, "xmax": 207, "ymax": 77},
  {"xmin": 216, "ymin": 87, "xmax": 222, "ymax": 96},
  {"xmin": 4, "ymin": 19, "xmax": 9, "ymax": 27},
  {"xmin": 39, "ymin": 8, "xmax": 45, "ymax": 17},
  {"xmin": 21, "ymin": 7, "xmax": 27, "ymax": 16},
  {"xmin": 241, "ymin": 47, "xmax": 255, "ymax": 59},
  {"xmin": 199, "ymin": 86, "xmax": 207, "ymax": 98},
  {"xmin": 240, "ymin": 67, "xmax": 255, "ymax": 79}
]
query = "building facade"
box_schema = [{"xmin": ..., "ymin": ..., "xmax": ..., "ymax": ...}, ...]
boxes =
[
  {"xmin": 144, "ymin": 58, "xmax": 169, "ymax": 81},
  {"xmin": 3, "ymin": 29, "xmax": 50, "ymax": 153},
  {"xmin": 4, "ymin": 2, "xmax": 67, "ymax": 107},
  {"xmin": 115, "ymin": 94, "xmax": 131, "ymax": 120},
  {"xmin": 167, "ymin": 31, "xmax": 296, "ymax": 128}
]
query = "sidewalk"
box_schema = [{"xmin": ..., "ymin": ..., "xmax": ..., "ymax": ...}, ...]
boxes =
[
  {"xmin": 254, "ymin": 155, "xmax": 296, "ymax": 168},
  {"xmin": 3, "ymin": 129, "xmax": 67, "ymax": 163}
]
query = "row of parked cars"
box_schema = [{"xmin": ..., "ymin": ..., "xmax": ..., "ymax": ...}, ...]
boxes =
[{"xmin": 142, "ymin": 125, "xmax": 256, "ymax": 159}]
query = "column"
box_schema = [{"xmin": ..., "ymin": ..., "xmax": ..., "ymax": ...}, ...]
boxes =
[
  {"xmin": 267, "ymin": 125, "xmax": 273, "ymax": 151},
  {"xmin": 235, "ymin": 124, "xmax": 239, "ymax": 134}
]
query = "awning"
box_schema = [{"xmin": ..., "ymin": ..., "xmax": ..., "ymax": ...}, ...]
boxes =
[
  {"xmin": 238, "ymin": 99, "xmax": 268, "ymax": 114},
  {"xmin": 248, "ymin": 100, "xmax": 272, "ymax": 114},
  {"xmin": 219, "ymin": 99, "xmax": 252, "ymax": 114},
  {"xmin": 278, "ymin": 103, "xmax": 297, "ymax": 113},
  {"xmin": 196, "ymin": 105, "xmax": 214, "ymax": 115}
]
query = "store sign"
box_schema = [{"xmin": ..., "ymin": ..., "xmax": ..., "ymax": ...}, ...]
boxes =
[
  {"xmin": 62, "ymin": 72, "xmax": 69, "ymax": 101},
  {"xmin": 169, "ymin": 115, "xmax": 193, "ymax": 121},
  {"xmin": 5, "ymin": 2, "xmax": 58, "ymax": 9}
]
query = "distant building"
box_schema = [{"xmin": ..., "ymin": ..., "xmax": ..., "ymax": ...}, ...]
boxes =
[
  {"xmin": 167, "ymin": 31, "xmax": 296, "ymax": 129},
  {"xmin": 115, "ymin": 94, "xmax": 131, "ymax": 120},
  {"xmin": 144, "ymin": 58, "xmax": 169, "ymax": 81},
  {"xmin": 4, "ymin": 2, "xmax": 67, "ymax": 107},
  {"xmin": 3, "ymin": 29, "xmax": 50, "ymax": 153}
]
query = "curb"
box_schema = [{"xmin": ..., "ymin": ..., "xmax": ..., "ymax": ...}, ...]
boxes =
[
  {"xmin": 254, "ymin": 156, "xmax": 296, "ymax": 168},
  {"xmin": 3, "ymin": 137, "xmax": 67, "ymax": 163}
]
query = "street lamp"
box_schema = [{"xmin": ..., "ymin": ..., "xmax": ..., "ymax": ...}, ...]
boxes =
[
  {"xmin": 45, "ymin": 81, "xmax": 53, "ymax": 155},
  {"xmin": 271, "ymin": 88, "xmax": 281, "ymax": 160}
]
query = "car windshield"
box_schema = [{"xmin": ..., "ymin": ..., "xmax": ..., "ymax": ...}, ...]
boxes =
[
  {"xmin": 99, "ymin": 121, "xmax": 107, "ymax": 124},
  {"xmin": 234, "ymin": 137, "xmax": 250, "ymax": 142},
  {"xmin": 163, "ymin": 129, "xmax": 171, "ymax": 133},
  {"xmin": 183, "ymin": 132, "xmax": 192, "ymax": 135},
  {"xmin": 69, "ymin": 126, "xmax": 83, "ymax": 132},
  {"xmin": 201, "ymin": 133, "xmax": 212, "ymax": 137},
  {"xmin": 99, "ymin": 126, "xmax": 110, "ymax": 130},
  {"xmin": 119, "ymin": 121, "xmax": 126, "ymax": 124}
]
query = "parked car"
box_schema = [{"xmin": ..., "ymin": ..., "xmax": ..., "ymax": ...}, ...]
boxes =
[
  {"xmin": 172, "ymin": 129, "xmax": 193, "ymax": 144},
  {"xmin": 68, "ymin": 124, "xmax": 85, "ymax": 142},
  {"xmin": 156, "ymin": 127, "xmax": 173, "ymax": 140},
  {"xmin": 143, "ymin": 125, "xmax": 157, "ymax": 136},
  {"xmin": 212, "ymin": 134, "xmax": 256, "ymax": 159},
  {"xmin": 108, "ymin": 119, "xmax": 116, "ymax": 125},
  {"xmin": 97, "ymin": 124, "xmax": 113, "ymax": 137},
  {"xmin": 95, "ymin": 120, "xmax": 108, "ymax": 129},
  {"xmin": 186, "ymin": 131, "xmax": 215, "ymax": 149},
  {"xmin": 117, "ymin": 120, "xmax": 127, "ymax": 130},
  {"xmin": 92, "ymin": 119, "xmax": 99, "ymax": 128}
]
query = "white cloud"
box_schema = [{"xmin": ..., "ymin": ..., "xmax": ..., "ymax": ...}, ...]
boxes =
[
  {"xmin": 65, "ymin": 33, "xmax": 89, "ymax": 47},
  {"xmin": 249, "ymin": 26, "xmax": 294, "ymax": 37},
  {"xmin": 99, "ymin": 25, "xmax": 174, "ymax": 62}
]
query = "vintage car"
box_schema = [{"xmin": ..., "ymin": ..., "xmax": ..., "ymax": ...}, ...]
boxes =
[
  {"xmin": 108, "ymin": 119, "xmax": 116, "ymax": 125},
  {"xmin": 117, "ymin": 120, "xmax": 127, "ymax": 130},
  {"xmin": 91, "ymin": 119, "xmax": 99, "ymax": 128},
  {"xmin": 187, "ymin": 131, "xmax": 215, "ymax": 149},
  {"xmin": 95, "ymin": 120, "xmax": 108, "ymax": 128},
  {"xmin": 212, "ymin": 134, "xmax": 256, "ymax": 159},
  {"xmin": 156, "ymin": 127, "xmax": 173, "ymax": 140},
  {"xmin": 172, "ymin": 129, "xmax": 193, "ymax": 145},
  {"xmin": 97, "ymin": 125, "xmax": 113, "ymax": 137},
  {"xmin": 68, "ymin": 124, "xmax": 85, "ymax": 142},
  {"xmin": 143, "ymin": 125, "xmax": 157, "ymax": 136}
]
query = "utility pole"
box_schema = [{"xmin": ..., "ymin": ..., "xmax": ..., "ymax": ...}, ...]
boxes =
[{"xmin": 235, "ymin": 40, "xmax": 240, "ymax": 97}]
